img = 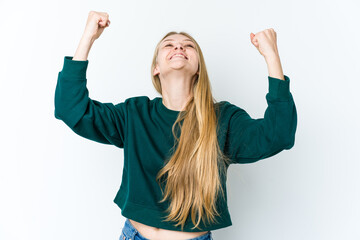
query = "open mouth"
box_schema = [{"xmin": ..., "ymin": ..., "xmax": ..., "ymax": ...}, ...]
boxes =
[{"xmin": 170, "ymin": 53, "xmax": 188, "ymax": 60}]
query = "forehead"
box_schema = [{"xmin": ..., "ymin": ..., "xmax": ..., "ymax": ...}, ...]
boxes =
[{"xmin": 162, "ymin": 34, "xmax": 193, "ymax": 43}]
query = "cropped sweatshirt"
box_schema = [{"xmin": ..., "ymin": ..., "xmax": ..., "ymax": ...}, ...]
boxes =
[{"xmin": 54, "ymin": 56, "xmax": 297, "ymax": 232}]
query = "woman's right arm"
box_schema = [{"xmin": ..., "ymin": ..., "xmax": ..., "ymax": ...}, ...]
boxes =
[{"xmin": 54, "ymin": 11, "xmax": 126, "ymax": 148}]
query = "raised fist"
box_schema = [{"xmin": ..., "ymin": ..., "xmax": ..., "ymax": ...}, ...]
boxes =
[
  {"xmin": 250, "ymin": 28, "xmax": 279, "ymax": 58},
  {"xmin": 83, "ymin": 11, "xmax": 111, "ymax": 41}
]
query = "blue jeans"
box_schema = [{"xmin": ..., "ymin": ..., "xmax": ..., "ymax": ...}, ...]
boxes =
[{"xmin": 119, "ymin": 218, "xmax": 213, "ymax": 240}]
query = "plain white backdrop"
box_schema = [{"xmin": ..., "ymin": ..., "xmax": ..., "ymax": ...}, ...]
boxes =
[{"xmin": 1, "ymin": 0, "xmax": 359, "ymax": 239}]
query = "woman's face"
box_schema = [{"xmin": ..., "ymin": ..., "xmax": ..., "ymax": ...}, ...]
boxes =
[{"xmin": 153, "ymin": 34, "xmax": 199, "ymax": 78}]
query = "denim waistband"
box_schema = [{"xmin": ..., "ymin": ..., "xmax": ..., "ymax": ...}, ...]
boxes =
[{"xmin": 122, "ymin": 218, "xmax": 212, "ymax": 240}]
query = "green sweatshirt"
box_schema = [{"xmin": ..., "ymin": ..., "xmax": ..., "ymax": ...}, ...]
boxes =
[{"xmin": 54, "ymin": 56, "xmax": 297, "ymax": 232}]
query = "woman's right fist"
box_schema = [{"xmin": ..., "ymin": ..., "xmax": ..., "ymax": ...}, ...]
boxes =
[{"xmin": 83, "ymin": 11, "xmax": 111, "ymax": 41}]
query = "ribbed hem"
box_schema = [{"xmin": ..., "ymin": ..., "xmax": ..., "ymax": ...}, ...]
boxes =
[
  {"xmin": 113, "ymin": 186, "xmax": 232, "ymax": 232},
  {"xmin": 61, "ymin": 56, "xmax": 89, "ymax": 79},
  {"xmin": 268, "ymin": 74, "xmax": 291, "ymax": 99},
  {"xmin": 115, "ymin": 199, "xmax": 232, "ymax": 232}
]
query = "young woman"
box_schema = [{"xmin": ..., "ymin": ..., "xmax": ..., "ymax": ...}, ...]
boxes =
[{"xmin": 54, "ymin": 11, "xmax": 297, "ymax": 240}]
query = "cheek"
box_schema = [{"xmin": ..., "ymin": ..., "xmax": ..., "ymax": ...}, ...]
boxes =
[
  {"xmin": 193, "ymin": 56, "xmax": 199, "ymax": 67},
  {"xmin": 157, "ymin": 52, "xmax": 168, "ymax": 63},
  {"xmin": 192, "ymin": 53, "xmax": 199, "ymax": 63}
]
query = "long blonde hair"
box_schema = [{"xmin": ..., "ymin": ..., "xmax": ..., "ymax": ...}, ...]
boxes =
[{"xmin": 151, "ymin": 31, "xmax": 232, "ymax": 231}]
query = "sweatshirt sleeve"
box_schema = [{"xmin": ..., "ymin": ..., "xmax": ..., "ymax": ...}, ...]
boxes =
[
  {"xmin": 225, "ymin": 75, "xmax": 297, "ymax": 164},
  {"xmin": 54, "ymin": 56, "xmax": 126, "ymax": 148}
]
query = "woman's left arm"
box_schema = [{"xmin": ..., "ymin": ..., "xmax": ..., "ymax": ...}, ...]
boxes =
[{"xmin": 224, "ymin": 29, "xmax": 297, "ymax": 164}]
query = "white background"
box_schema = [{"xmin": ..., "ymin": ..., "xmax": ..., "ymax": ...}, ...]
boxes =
[{"xmin": 1, "ymin": 0, "xmax": 359, "ymax": 239}]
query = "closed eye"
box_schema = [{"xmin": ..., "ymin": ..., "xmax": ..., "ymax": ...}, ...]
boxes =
[{"xmin": 165, "ymin": 44, "xmax": 194, "ymax": 48}]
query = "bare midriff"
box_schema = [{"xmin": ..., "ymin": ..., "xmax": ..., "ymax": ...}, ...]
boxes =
[{"xmin": 128, "ymin": 219, "xmax": 209, "ymax": 240}]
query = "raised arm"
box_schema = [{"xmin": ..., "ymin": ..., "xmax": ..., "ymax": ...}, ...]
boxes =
[
  {"xmin": 54, "ymin": 11, "xmax": 126, "ymax": 148},
  {"xmin": 224, "ymin": 29, "xmax": 297, "ymax": 164}
]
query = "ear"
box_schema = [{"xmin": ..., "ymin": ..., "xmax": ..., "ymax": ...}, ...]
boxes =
[{"xmin": 153, "ymin": 65, "xmax": 159, "ymax": 76}]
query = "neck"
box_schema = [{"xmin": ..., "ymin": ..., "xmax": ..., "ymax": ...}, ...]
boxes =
[{"xmin": 160, "ymin": 72, "xmax": 196, "ymax": 111}]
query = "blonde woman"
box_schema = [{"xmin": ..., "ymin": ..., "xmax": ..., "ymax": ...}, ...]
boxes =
[{"xmin": 54, "ymin": 11, "xmax": 297, "ymax": 240}]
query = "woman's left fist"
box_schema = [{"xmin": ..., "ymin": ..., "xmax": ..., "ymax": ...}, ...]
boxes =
[{"xmin": 250, "ymin": 28, "xmax": 279, "ymax": 59}]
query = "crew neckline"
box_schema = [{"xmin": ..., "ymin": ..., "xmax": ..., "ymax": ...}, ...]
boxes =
[{"xmin": 156, "ymin": 97, "xmax": 184, "ymax": 118}]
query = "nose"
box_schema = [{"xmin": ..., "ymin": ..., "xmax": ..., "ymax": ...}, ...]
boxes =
[{"xmin": 174, "ymin": 43, "xmax": 184, "ymax": 50}]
